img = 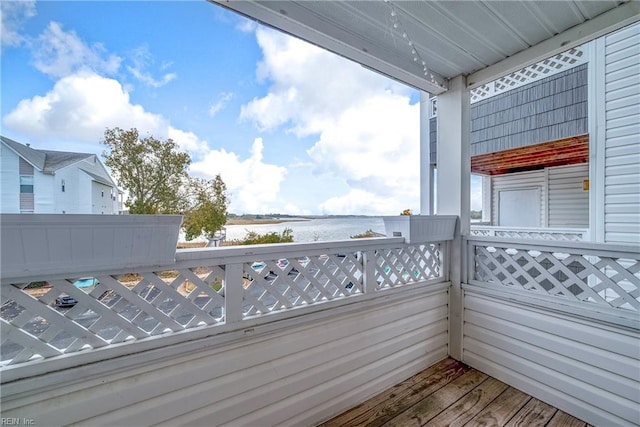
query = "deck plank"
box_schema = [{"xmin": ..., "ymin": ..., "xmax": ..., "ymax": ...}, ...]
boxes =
[
  {"xmin": 319, "ymin": 359, "xmax": 589, "ymax": 427},
  {"xmin": 463, "ymin": 386, "xmax": 531, "ymax": 426},
  {"xmin": 427, "ymin": 376, "xmax": 510, "ymax": 427},
  {"xmin": 320, "ymin": 358, "xmax": 468, "ymax": 427},
  {"xmin": 546, "ymin": 410, "xmax": 588, "ymax": 427},
  {"xmin": 505, "ymin": 398, "xmax": 558, "ymax": 427},
  {"xmin": 382, "ymin": 369, "xmax": 488, "ymax": 426}
]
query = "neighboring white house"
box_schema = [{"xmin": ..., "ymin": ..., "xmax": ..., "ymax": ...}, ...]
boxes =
[{"xmin": 0, "ymin": 136, "xmax": 123, "ymax": 214}]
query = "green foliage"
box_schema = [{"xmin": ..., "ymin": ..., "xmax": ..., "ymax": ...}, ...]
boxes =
[
  {"xmin": 240, "ymin": 228, "xmax": 294, "ymax": 245},
  {"xmin": 25, "ymin": 281, "xmax": 48, "ymax": 289},
  {"xmin": 182, "ymin": 175, "xmax": 229, "ymax": 241},
  {"xmin": 350, "ymin": 229, "xmax": 377, "ymax": 239},
  {"xmin": 470, "ymin": 210, "xmax": 483, "ymax": 220},
  {"xmin": 101, "ymin": 127, "xmax": 191, "ymax": 214},
  {"xmin": 210, "ymin": 277, "xmax": 223, "ymax": 292}
]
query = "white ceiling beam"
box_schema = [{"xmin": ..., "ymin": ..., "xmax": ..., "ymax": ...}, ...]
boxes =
[
  {"xmin": 210, "ymin": 0, "xmax": 449, "ymax": 94},
  {"xmin": 467, "ymin": 1, "xmax": 640, "ymax": 89}
]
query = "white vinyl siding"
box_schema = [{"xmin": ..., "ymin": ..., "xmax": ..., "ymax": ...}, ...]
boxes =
[
  {"xmin": 491, "ymin": 170, "xmax": 545, "ymax": 227},
  {"xmin": 548, "ymin": 164, "xmax": 589, "ymax": 227},
  {"xmin": 91, "ymin": 181, "xmax": 113, "ymax": 214},
  {"xmin": 0, "ymin": 287, "xmax": 448, "ymax": 426},
  {"xmin": 463, "ymin": 285, "xmax": 639, "ymax": 427},
  {"xmin": 604, "ymin": 23, "xmax": 640, "ymax": 244},
  {"xmin": 0, "ymin": 144, "xmax": 20, "ymax": 213}
]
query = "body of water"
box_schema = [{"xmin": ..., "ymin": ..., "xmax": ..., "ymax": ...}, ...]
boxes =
[{"xmin": 224, "ymin": 217, "xmax": 386, "ymax": 243}]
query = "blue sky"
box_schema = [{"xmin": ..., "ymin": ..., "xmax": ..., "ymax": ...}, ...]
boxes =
[{"xmin": 2, "ymin": 1, "xmax": 481, "ymax": 215}]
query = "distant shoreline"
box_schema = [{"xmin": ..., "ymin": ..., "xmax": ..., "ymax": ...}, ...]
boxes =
[{"xmin": 225, "ymin": 217, "xmax": 311, "ymax": 226}]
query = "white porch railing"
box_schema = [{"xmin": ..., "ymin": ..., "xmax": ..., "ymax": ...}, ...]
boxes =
[
  {"xmin": 470, "ymin": 225, "xmax": 589, "ymax": 242},
  {"xmin": 466, "ymin": 236, "xmax": 639, "ymax": 316},
  {"xmin": 0, "ymin": 237, "xmax": 446, "ymax": 370},
  {"xmin": 463, "ymin": 236, "xmax": 640, "ymax": 426}
]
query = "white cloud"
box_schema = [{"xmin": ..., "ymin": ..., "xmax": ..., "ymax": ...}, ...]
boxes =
[
  {"xmin": 241, "ymin": 27, "xmax": 420, "ymax": 215},
  {"xmin": 167, "ymin": 127, "xmax": 210, "ymax": 156},
  {"xmin": 190, "ymin": 137, "xmax": 287, "ymax": 213},
  {"xmin": 3, "ymin": 72, "xmax": 164, "ymax": 144},
  {"xmin": 126, "ymin": 45, "xmax": 176, "ymax": 88},
  {"xmin": 2, "ymin": 71, "xmax": 207, "ymax": 156},
  {"xmin": 241, "ymin": 27, "xmax": 411, "ymax": 137},
  {"xmin": 319, "ymin": 190, "xmax": 402, "ymax": 216},
  {"xmin": 282, "ymin": 203, "xmax": 310, "ymax": 216},
  {"xmin": 31, "ymin": 22, "xmax": 121, "ymax": 78},
  {"xmin": 236, "ymin": 18, "xmax": 257, "ymax": 34},
  {"xmin": 0, "ymin": 0, "xmax": 36, "ymax": 51},
  {"xmin": 208, "ymin": 92, "xmax": 234, "ymax": 117}
]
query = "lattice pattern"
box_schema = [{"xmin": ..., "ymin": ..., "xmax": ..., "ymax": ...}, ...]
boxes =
[
  {"xmin": 0, "ymin": 266, "xmax": 225, "ymax": 365},
  {"xmin": 470, "ymin": 228, "xmax": 586, "ymax": 241},
  {"xmin": 470, "ymin": 229, "xmax": 492, "ymax": 237},
  {"xmin": 471, "ymin": 46, "xmax": 587, "ymax": 104},
  {"xmin": 243, "ymin": 253, "xmax": 363, "ymax": 316},
  {"xmin": 474, "ymin": 243, "xmax": 640, "ymax": 311},
  {"xmin": 376, "ymin": 244, "xmax": 442, "ymax": 289},
  {"xmin": 0, "ymin": 242, "xmax": 440, "ymax": 366}
]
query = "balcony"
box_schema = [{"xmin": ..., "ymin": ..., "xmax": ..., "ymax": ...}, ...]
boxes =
[{"xmin": 1, "ymin": 220, "xmax": 638, "ymax": 426}]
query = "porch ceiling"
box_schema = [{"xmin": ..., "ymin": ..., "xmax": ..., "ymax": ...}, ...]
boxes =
[
  {"xmin": 471, "ymin": 134, "xmax": 589, "ymax": 176},
  {"xmin": 211, "ymin": 1, "xmax": 639, "ymax": 94}
]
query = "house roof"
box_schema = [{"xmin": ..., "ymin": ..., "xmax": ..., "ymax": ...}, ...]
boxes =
[
  {"xmin": 1, "ymin": 135, "xmax": 98, "ymax": 173},
  {"xmin": 0, "ymin": 136, "xmax": 46, "ymax": 170},
  {"xmin": 212, "ymin": 1, "xmax": 639, "ymax": 94},
  {"xmin": 38, "ymin": 150, "xmax": 95, "ymax": 173},
  {"xmin": 79, "ymin": 168, "xmax": 116, "ymax": 187}
]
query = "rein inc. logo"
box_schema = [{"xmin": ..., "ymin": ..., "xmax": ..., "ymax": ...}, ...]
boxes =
[{"xmin": 0, "ymin": 419, "xmax": 35, "ymax": 425}]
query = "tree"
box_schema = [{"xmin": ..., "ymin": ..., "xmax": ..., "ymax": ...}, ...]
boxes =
[
  {"xmin": 182, "ymin": 175, "xmax": 229, "ymax": 242},
  {"xmin": 240, "ymin": 228, "xmax": 294, "ymax": 245},
  {"xmin": 102, "ymin": 127, "xmax": 191, "ymax": 214}
]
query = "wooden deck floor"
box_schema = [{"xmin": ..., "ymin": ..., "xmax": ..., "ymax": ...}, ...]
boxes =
[{"xmin": 319, "ymin": 358, "xmax": 589, "ymax": 427}]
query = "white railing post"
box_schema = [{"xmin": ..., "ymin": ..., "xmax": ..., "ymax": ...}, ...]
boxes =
[
  {"xmin": 465, "ymin": 238, "xmax": 475, "ymax": 284},
  {"xmin": 362, "ymin": 250, "xmax": 377, "ymax": 293},
  {"xmin": 225, "ymin": 263, "xmax": 244, "ymax": 324}
]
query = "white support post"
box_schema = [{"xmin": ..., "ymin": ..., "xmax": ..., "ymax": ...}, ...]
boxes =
[
  {"xmin": 436, "ymin": 75, "xmax": 471, "ymax": 361},
  {"xmin": 362, "ymin": 250, "xmax": 377, "ymax": 293},
  {"xmin": 588, "ymin": 38, "xmax": 606, "ymax": 243},
  {"xmin": 224, "ymin": 263, "xmax": 244, "ymax": 324},
  {"xmin": 420, "ymin": 91, "xmax": 434, "ymax": 215}
]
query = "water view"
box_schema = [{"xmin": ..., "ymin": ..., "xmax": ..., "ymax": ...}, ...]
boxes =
[{"xmin": 224, "ymin": 217, "xmax": 386, "ymax": 243}]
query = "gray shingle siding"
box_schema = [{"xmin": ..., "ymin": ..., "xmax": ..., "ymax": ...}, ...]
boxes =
[{"xmin": 470, "ymin": 64, "xmax": 588, "ymax": 156}]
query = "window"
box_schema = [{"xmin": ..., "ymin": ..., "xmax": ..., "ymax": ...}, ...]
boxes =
[
  {"xmin": 61, "ymin": 179, "xmax": 66, "ymax": 192},
  {"xmin": 20, "ymin": 175, "xmax": 34, "ymax": 193},
  {"xmin": 101, "ymin": 190, "xmax": 104, "ymax": 197}
]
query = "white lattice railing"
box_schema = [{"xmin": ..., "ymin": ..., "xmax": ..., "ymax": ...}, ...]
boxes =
[
  {"xmin": 470, "ymin": 45, "xmax": 587, "ymax": 104},
  {"xmin": 467, "ymin": 237, "xmax": 640, "ymax": 313},
  {"xmin": 0, "ymin": 238, "xmax": 446, "ymax": 367},
  {"xmin": 470, "ymin": 226, "xmax": 588, "ymax": 241}
]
